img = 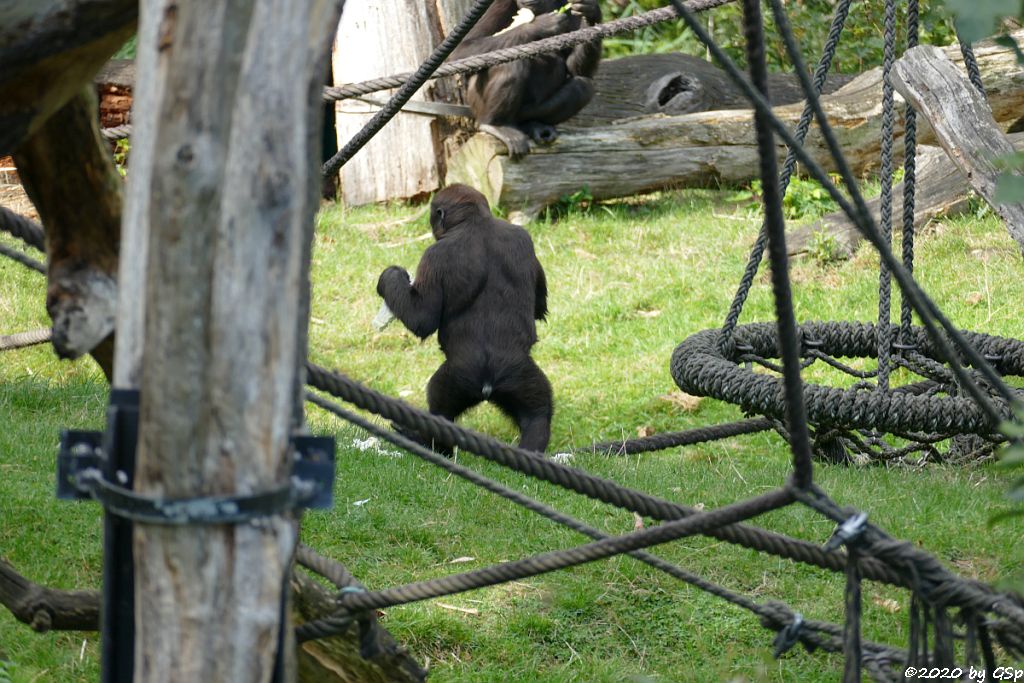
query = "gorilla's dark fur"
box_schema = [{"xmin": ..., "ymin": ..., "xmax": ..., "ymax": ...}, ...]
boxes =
[
  {"xmin": 451, "ymin": 0, "xmax": 602, "ymax": 159},
  {"xmin": 377, "ymin": 184, "xmax": 553, "ymax": 452}
]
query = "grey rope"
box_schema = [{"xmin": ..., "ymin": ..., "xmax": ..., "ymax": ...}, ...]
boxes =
[{"xmin": 0, "ymin": 327, "xmax": 51, "ymax": 351}]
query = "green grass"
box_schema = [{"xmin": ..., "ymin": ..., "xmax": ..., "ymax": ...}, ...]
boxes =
[{"xmin": 2, "ymin": 188, "xmax": 1023, "ymax": 681}]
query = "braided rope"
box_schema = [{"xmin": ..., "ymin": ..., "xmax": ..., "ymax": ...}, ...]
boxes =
[
  {"xmin": 0, "ymin": 207, "xmax": 45, "ymax": 252},
  {"xmin": 323, "ymin": 0, "xmax": 498, "ymax": 177},
  {"xmin": 899, "ymin": 0, "xmax": 919, "ymax": 343},
  {"xmin": 876, "ymin": 0, "xmax": 897, "ymax": 391},
  {"xmin": 0, "ymin": 243, "xmax": 45, "ymax": 274},
  {"xmin": 578, "ymin": 417, "xmax": 772, "ymax": 455},
  {"xmin": 0, "ymin": 328, "xmax": 51, "ymax": 351},
  {"xmin": 956, "ymin": 25, "xmax": 987, "ymax": 96},
  {"xmin": 718, "ymin": 0, "xmax": 853, "ymax": 354}
]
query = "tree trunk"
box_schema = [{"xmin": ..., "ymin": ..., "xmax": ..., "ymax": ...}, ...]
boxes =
[
  {"xmin": 13, "ymin": 87, "xmax": 120, "ymax": 378},
  {"xmin": 0, "ymin": 0, "xmax": 135, "ymax": 154},
  {"xmin": 332, "ymin": 0, "xmax": 460, "ymax": 206},
  {"xmin": 119, "ymin": 1, "xmax": 340, "ymax": 680},
  {"xmin": 447, "ymin": 31, "xmax": 1024, "ymax": 221},
  {"xmin": 891, "ymin": 44, "xmax": 1024, "ymax": 252}
]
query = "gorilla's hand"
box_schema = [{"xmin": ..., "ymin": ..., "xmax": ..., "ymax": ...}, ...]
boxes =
[
  {"xmin": 570, "ymin": 0, "xmax": 600, "ymax": 23},
  {"xmin": 377, "ymin": 266, "xmax": 411, "ymax": 298}
]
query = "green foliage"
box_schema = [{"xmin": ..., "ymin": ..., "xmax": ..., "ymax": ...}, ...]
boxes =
[
  {"xmin": 993, "ymin": 411, "xmax": 1024, "ymax": 592},
  {"xmin": 112, "ymin": 35, "xmax": 137, "ymax": 60},
  {"xmin": 732, "ymin": 174, "xmax": 839, "ymax": 220},
  {"xmin": 601, "ymin": 0, "xmax": 955, "ymax": 72},
  {"xmin": 946, "ymin": 0, "xmax": 1021, "ymax": 42},
  {"xmin": 542, "ymin": 186, "xmax": 596, "ymax": 220},
  {"xmin": 0, "ymin": 659, "xmax": 12, "ymax": 683},
  {"xmin": 112, "ymin": 138, "xmax": 131, "ymax": 178},
  {"xmin": 807, "ymin": 230, "xmax": 844, "ymax": 265}
]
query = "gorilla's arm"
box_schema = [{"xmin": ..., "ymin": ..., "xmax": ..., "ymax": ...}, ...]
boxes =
[
  {"xmin": 453, "ymin": 10, "xmax": 572, "ymax": 57},
  {"xmin": 535, "ymin": 263, "xmax": 548, "ymax": 321},
  {"xmin": 567, "ymin": 0, "xmax": 601, "ymax": 77},
  {"xmin": 377, "ymin": 256, "xmax": 443, "ymax": 339}
]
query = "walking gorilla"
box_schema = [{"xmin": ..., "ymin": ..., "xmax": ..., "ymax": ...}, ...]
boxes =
[
  {"xmin": 451, "ymin": 0, "xmax": 602, "ymax": 159},
  {"xmin": 376, "ymin": 184, "xmax": 553, "ymax": 452}
]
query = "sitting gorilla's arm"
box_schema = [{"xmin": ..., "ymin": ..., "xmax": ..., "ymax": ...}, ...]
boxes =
[
  {"xmin": 377, "ymin": 254, "xmax": 444, "ymax": 339},
  {"xmin": 566, "ymin": 0, "xmax": 602, "ymax": 77}
]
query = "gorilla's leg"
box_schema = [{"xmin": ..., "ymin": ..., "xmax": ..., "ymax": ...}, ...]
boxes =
[
  {"xmin": 421, "ymin": 361, "xmax": 481, "ymax": 455},
  {"xmin": 490, "ymin": 357, "xmax": 553, "ymax": 453},
  {"xmin": 518, "ymin": 76, "xmax": 595, "ymax": 145}
]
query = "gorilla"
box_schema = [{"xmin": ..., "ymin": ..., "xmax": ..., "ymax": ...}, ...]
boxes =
[
  {"xmin": 377, "ymin": 184, "xmax": 553, "ymax": 452},
  {"xmin": 451, "ymin": 0, "xmax": 602, "ymax": 159}
]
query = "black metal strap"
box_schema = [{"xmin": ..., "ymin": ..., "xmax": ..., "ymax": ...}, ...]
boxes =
[{"xmin": 71, "ymin": 469, "xmax": 320, "ymax": 525}]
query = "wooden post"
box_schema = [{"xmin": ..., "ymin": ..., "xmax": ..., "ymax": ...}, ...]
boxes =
[
  {"xmin": 116, "ymin": 1, "xmax": 341, "ymax": 681},
  {"xmin": 892, "ymin": 44, "xmax": 1024, "ymax": 253},
  {"xmin": 331, "ymin": 0, "xmax": 462, "ymax": 206}
]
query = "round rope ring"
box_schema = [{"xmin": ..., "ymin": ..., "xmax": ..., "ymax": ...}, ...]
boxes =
[{"xmin": 671, "ymin": 321, "xmax": 1024, "ymax": 437}]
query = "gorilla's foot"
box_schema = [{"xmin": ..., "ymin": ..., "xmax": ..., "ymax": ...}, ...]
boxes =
[{"xmin": 480, "ymin": 124, "xmax": 531, "ymax": 160}]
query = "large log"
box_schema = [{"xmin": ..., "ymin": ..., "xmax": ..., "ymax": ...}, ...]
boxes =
[
  {"xmin": 13, "ymin": 87, "xmax": 120, "ymax": 378},
  {"xmin": 447, "ymin": 32, "xmax": 1024, "ymax": 220},
  {"xmin": 0, "ymin": 0, "xmax": 135, "ymax": 154},
  {"xmin": 0, "ymin": 558, "xmax": 99, "ymax": 633},
  {"xmin": 892, "ymin": 44, "xmax": 1024, "ymax": 252}
]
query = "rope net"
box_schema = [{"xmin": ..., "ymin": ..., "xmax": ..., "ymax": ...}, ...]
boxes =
[{"xmin": 3, "ymin": 0, "xmax": 1023, "ymax": 680}]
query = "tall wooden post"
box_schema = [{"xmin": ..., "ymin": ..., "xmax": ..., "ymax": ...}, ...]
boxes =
[{"xmin": 115, "ymin": 0, "xmax": 342, "ymax": 680}]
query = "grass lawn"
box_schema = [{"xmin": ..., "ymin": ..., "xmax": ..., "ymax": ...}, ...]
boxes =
[{"xmin": 1, "ymin": 186, "xmax": 1022, "ymax": 682}]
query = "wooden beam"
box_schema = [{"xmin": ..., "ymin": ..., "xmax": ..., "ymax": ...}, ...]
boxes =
[
  {"xmin": 891, "ymin": 44, "xmax": 1024, "ymax": 253},
  {"xmin": 0, "ymin": 0, "xmax": 136, "ymax": 154},
  {"xmin": 119, "ymin": 0, "xmax": 341, "ymax": 680},
  {"xmin": 447, "ymin": 31, "xmax": 1024, "ymax": 221}
]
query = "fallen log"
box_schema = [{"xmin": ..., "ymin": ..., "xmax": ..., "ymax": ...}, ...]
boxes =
[
  {"xmin": 447, "ymin": 32, "xmax": 1024, "ymax": 221},
  {"xmin": 788, "ymin": 133, "xmax": 1024, "ymax": 257},
  {"xmin": 892, "ymin": 44, "xmax": 1024, "ymax": 252}
]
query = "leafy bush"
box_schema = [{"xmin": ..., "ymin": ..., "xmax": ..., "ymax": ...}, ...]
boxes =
[{"xmin": 602, "ymin": 0, "xmax": 955, "ymax": 72}]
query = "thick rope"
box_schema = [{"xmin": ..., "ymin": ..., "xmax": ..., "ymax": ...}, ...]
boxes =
[
  {"xmin": 876, "ymin": 0, "xmax": 897, "ymax": 391},
  {"xmin": 0, "ymin": 207, "xmax": 45, "ymax": 252},
  {"xmin": 336, "ymin": 488, "xmax": 793, "ymax": 612},
  {"xmin": 578, "ymin": 417, "xmax": 772, "ymax": 455},
  {"xmin": 718, "ymin": 0, "xmax": 853, "ymax": 355},
  {"xmin": 0, "ymin": 328, "xmax": 51, "ymax": 351},
  {"xmin": 323, "ymin": 0, "xmax": 498, "ymax": 177},
  {"xmin": 0, "ymin": 243, "xmax": 45, "ymax": 274},
  {"xmin": 308, "ymin": 361, "xmax": 932, "ymax": 589},
  {"xmin": 899, "ymin": 0, "xmax": 919, "ymax": 344},
  {"xmin": 665, "ymin": 0, "xmax": 1017, "ymax": 417},
  {"xmin": 956, "ymin": 25, "xmax": 987, "ymax": 96}
]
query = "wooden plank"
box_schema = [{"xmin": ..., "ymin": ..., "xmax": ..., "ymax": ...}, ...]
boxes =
[
  {"xmin": 332, "ymin": 0, "xmax": 450, "ymax": 205},
  {"xmin": 447, "ymin": 31, "xmax": 1024, "ymax": 221},
  {"xmin": 891, "ymin": 44, "xmax": 1024, "ymax": 252},
  {"xmin": 120, "ymin": 0, "xmax": 341, "ymax": 680}
]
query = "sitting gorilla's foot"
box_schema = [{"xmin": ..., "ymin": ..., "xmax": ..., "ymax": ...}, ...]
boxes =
[
  {"xmin": 480, "ymin": 124, "xmax": 531, "ymax": 160},
  {"xmin": 523, "ymin": 121, "xmax": 558, "ymax": 145},
  {"xmin": 391, "ymin": 421, "xmax": 454, "ymax": 457}
]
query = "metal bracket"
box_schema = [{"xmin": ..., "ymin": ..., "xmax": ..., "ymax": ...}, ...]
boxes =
[{"xmin": 58, "ymin": 432, "xmax": 335, "ymax": 515}]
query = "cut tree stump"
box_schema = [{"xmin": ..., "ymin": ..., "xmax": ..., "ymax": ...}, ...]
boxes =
[
  {"xmin": 447, "ymin": 31, "xmax": 1024, "ymax": 220},
  {"xmin": 788, "ymin": 133, "xmax": 1024, "ymax": 257},
  {"xmin": 891, "ymin": 44, "xmax": 1024, "ymax": 253}
]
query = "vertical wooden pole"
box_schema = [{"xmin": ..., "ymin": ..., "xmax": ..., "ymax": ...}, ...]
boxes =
[{"xmin": 115, "ymin": 0, "xmax": 342, "ymax": 680}]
